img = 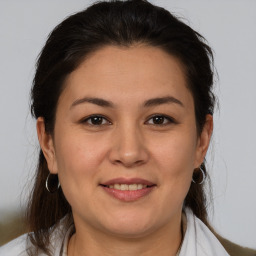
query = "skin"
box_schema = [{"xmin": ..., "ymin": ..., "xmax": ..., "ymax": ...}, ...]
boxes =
[{"xmin": 37, "ymin": 45, "xmax": 213, "ymax": 256}]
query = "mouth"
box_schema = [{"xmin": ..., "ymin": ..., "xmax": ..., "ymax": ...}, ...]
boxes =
[
  {"xmin": 100, "ymin": 183, "xmax": 155, "ymax": 190},
  {"xmin": 100, "ymin": 178, "xmax": 156, "ymax": 202}
]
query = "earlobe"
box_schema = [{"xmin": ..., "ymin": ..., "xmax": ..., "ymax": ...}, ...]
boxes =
[
  {"xmin": 36, "ymin": 117, "xmax": 58, "ymax": 174},
  {"xmin": 195, "ymin": 114, "xmax": 213, "ymax": 167}
]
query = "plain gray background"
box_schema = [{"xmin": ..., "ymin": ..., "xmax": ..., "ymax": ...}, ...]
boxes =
[{"xmin": 0, "ymin": 0, "xmax": 255, "ymax": 249}]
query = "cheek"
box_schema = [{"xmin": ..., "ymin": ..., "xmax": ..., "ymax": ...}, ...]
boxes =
[
  {"xmin": 151, "ymin": 131, "xmax": 197, "ymax": 174},
  {"xmin": 141, "ymin": 133, "xmax": 196, "ymax": 223},
  {"xmin": 54, "ymin": 132, "xmax": 110, "ymax": 193},
  {"xmin": 149, "ymin": 129, "xmax": 197, "ymax": 197},
  {"xmin": 55, "ymin": 131, "xmax": 107, "ymax": 169},
  {"xmin": 54, "ymin": 133, "xmax": 110, "ymax": 210}
]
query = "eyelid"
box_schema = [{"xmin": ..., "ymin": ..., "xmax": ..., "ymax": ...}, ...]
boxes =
[
  {"xmin": 80, "ymin": 114, "xmax": 112, "ymax": 125},
  {"xmin": 145, "ymin": 114, "xmax": 176, "ymax": 125}
]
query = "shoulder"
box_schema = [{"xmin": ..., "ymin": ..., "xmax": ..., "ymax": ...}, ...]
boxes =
[
  {"xmin": 183, "ymin": 208, "xmax": 229, "ymax": 256},
  {"xmin": 0, "ymin": 229, "xmax": 64, "ymax": 256},
  {"xmin": 0, "ymin": 215, "xmax": 73, "ymax": 256},
  {"xmin": 184, "ymin": 208, "xmax": 256, "ymax": 256},
  {"xmin": 0, "ymin": 233, "xmax": 28, "ymax": 256},
  {"xmin": 193, "ymin": 215, "xmax": 229, "ymax": 255},
  {"xmin": 217, "ymin": 234, "xmax": 256, "ymax": 256}
]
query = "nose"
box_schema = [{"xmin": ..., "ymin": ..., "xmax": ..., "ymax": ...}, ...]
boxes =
[{"xmin": 108, "ymin": 123, "xmax": 149, "ymax": 168}]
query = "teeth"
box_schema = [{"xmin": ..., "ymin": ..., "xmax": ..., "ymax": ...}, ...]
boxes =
[
  {"xmin": 129, "ymin": 184, "xmax": 137, "ymax": 191},
  {"xmin": 137, "ymin": 184, "xmax": 143, "ymax": 189},
  {"xmin": 121, "ymin": 184, "xmax": 128, "ymax": 190},
  {"xmin": 114, "ymin": 184, "xmax": 120, "ymax": 190},
  {"xmin": 108, "ymin": 184, "xmax": 147, "ymax": 191}
]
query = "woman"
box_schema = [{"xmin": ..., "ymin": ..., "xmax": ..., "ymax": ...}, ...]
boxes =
[{"xmin": 0, "ymin": 0, "xmax": 230, "ymax": 255}]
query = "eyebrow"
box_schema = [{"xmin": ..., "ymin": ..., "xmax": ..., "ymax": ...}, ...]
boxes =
[
  {"xmin": 143, "ymin": 96, "xmax": 184, "ymax": 108},
  {"xmin": 70, "ymin": 97, "xmax": 114, "ymax": 109},
  {"xmin": 70, "ymin": 96, "xmax": 184, "ymax": 109}
]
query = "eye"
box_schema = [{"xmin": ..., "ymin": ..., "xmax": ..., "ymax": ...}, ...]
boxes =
[
  {"xmin": 146, "ymin": 115, "xmax": 175, "ymax": 126},
  {"xmin": 82, "ymin": 115, "xmax": 111, "ymax": 126}
]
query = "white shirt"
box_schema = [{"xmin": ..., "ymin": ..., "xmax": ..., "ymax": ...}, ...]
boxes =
[
  {"xmin": 0, "ymin": 208, "xmax": 229, "ymax": 256},
  {"xmin": 179, "ymin": 209, "xmax": 229, "ymax": 256}
]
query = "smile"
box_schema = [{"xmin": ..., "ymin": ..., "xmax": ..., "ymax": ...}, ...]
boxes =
[
  {"xmin": 102, "ymin": 184, "xmax": 150, "ymax": 190},
  {"xmin": 100, "ymin": 178, "xmax": 156, "ymax": 202}
]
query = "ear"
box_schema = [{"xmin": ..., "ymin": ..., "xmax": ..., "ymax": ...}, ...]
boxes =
[
  {"xmin": 194, "ymin": 114, "xmax": 213, "ymax": 167},
  {"xmin": 37, "ymin": 117, "xmax": 58, "ymax": 174}
]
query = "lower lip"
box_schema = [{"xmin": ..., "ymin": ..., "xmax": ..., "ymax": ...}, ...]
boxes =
[{"xmin": 101, "ymin": 186, "xmax": 156, "ymax": 202}]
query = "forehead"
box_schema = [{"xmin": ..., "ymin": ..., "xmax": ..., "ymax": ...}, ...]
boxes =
[{"xmin": 61, "ymin": 45, "xmax": 193, "ymax": 108}]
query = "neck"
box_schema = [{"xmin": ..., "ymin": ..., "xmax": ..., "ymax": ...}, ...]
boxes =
[{"xmin": 68, "ymin": 213, "xmax": 184, "ymax": 256}]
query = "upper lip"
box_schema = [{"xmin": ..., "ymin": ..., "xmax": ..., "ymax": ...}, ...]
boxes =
[{"xmin": 100, "ymin": 178, "xmax": 156, "ymax": 186}]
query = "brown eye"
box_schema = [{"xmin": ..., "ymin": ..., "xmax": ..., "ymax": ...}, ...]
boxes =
[
  {"xmin": 83, "ymin": 115, "xmax": 110, "ymax": 126},
  {"xmin": 152, "ymin": 116, "xmax": 165, "ymax": 124},
  {"xmin": 146, "ymin": 115, "xmax": 175, "ymax": 125}
]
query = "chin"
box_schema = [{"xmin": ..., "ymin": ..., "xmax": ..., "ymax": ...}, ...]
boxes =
[{"xmin": 99, "ymin": 213, "xmax": 157, "ymax": 239}]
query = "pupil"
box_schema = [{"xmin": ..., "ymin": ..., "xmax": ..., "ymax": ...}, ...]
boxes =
[
  {"xmin": 92, "ymin": 116, "xmax": 102, "ymax": 125},
  {"xmin": 153, "ymin": 116, "xmax": 164, "ymax": 124}
]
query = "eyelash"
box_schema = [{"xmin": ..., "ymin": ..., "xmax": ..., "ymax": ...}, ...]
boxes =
[
  {"xmin": 146, "ymin": 114, "xmax": 176, "ymax": 126},
  {"xmin": 81, "ymin": 114, "xmax": 176, "ymax": 127},
  {"xmin": 81, "ymin": 115, "xmax": 111, "ymax": 126}
]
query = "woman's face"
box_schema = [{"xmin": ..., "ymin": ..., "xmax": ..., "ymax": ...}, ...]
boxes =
[{"xmin": 38, "ymin": 45, "xmax": 212, "ymax": 238}]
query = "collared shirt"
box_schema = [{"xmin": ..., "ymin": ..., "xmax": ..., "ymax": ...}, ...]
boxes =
[{"xmin": 0, "ymin": 208, "xmax": 229, "ymax": 256}]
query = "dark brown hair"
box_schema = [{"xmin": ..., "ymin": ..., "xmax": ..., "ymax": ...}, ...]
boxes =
[{"xmin": 27, "ymin": 0, "xmax": 215, "ymax": 254}]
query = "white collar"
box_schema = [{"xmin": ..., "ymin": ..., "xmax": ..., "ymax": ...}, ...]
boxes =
[{"xmin": 179, "ymin": 208, "xmax": 229, "ymax": 256}]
